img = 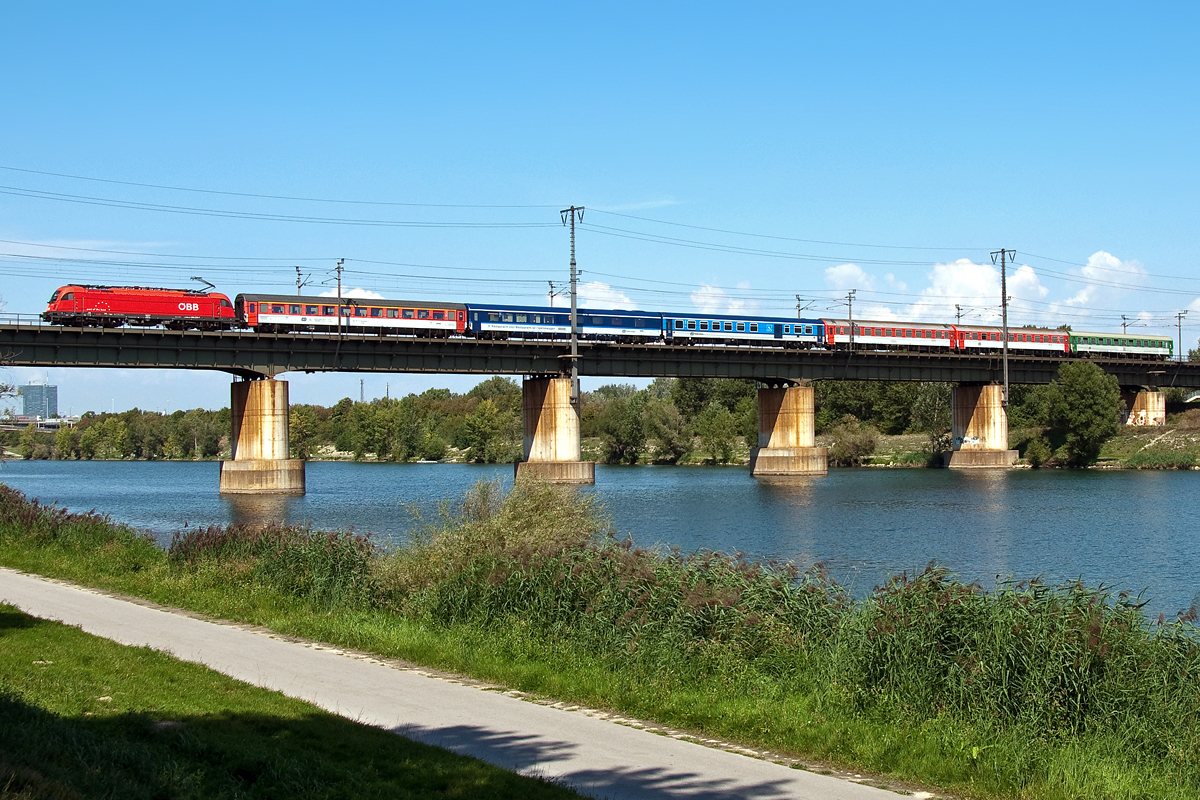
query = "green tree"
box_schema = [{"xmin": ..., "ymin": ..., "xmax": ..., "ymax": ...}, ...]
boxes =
[
  {"xmin": 596, "ymin": 391, "xmax": 647, "ymax": 464},
  {"xmin": 289, "ymin": 405, "xmax": 319, "ymax": 460},
  {"xmin": 1045, "ymin": 361, "xmax": 1122, "ymax": 467},
  {"xmin": 694, "ymin": 402, "xmax": 737, "ymax": 463},
  {"xmin": 464, "ymin": 399, "xmax": 506, "ymax": 463},
  {"xmin": 1189, "ymin": 337, "xmax": 1200, "ymax": 362},
  {"xmin": 643, "ymin": 397, "xmax": 691, "ymax": 463},
  {"xmin": 53, "ymin": 425, "xmax": 79, "ymax": 460},
  {"xmin": 909, "ymin": 383, "xmax": 953, "ymax": 444},
  {"xmin": 467, "ymin": 376, "xmax": 521, "ymax": 413},
  {"xmin": 1007, "ymin": 384, "xmax": 1054, "ymax": 429},
  {"xmin": 17, "ymin": 424, "xmax": 42, "ymax": 459}
]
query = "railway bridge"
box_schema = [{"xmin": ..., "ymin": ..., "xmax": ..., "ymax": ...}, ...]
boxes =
[{"xmin": 4, "ymin": 322, "xmax": 1199, "ymax": 492}]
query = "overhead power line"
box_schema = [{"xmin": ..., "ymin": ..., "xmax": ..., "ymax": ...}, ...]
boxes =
[
  {"xmin": 0, "ymin": 186, "xmax": 559, "ymax": 228},
  {"xmin": 0, "ymin": 165, "xmax": 559, "ymax": 208},
  {"xmin": 590, "ymin": 208, "xmax": 986, "ymax": 253}
]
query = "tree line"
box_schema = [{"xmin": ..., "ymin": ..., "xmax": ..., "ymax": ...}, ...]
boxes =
[{"xmin": 3, "ymin": 363, "xmax": 1147, "ymax": 467}]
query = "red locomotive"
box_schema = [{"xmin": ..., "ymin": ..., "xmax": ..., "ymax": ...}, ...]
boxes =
[{"xmin": 41, "ymin": 285, "xmax": 237, "ymax": 330}]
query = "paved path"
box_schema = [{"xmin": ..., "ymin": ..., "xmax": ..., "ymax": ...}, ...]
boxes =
[{"xmin": 0, "ymin": 567, "xmax": 921, "ymax": 800}]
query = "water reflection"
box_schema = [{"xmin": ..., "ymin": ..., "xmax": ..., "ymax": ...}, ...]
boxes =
[
  {"xmin": 222, "ymin": 493, "xmax": 300, "ymax": 528},
  {"xmin": 756, "ymin": 477, "xmax": 818, "ymax": 507}
]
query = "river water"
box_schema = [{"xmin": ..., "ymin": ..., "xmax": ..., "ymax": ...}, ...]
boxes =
[{"xmin": 1, "ymin": 460, "xmax": 1197, "ymax": 617}]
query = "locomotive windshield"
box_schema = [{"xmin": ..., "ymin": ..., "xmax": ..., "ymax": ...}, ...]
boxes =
[{"xmin": 48, "ymin": 290, "xmax": 59, "ymax": 303}]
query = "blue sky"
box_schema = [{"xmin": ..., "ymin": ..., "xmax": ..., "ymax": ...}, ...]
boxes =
[{"xmin": 2, "ymin": 3, "xmax": 1199, "ymax": 413}]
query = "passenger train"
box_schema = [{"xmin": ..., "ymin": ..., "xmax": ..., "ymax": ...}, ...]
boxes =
[{"xmin": 39, "ymin": 284, "xmax": 1175, "ymax": 360}]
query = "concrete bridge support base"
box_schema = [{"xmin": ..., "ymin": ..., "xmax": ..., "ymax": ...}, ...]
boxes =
[
  {"xmin": 219, "ymin": 378, "xmax": 305, "ymax": 494},
  {"xmin": 750, "ymin": 385, "xmax": 828, "ymax": 478},
  {"xmin": 943, "ymin": 383, "xmax": 1018, "ymax": 468},
  {"xmin": 1123, "ymin": 390, "xmax": 1165, "ymax": 426},
  {"xmin": 514, "ymin": 376, "xmax": 595, "ymax": 485}
]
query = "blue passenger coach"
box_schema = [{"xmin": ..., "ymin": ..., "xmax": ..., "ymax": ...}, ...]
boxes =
[
  {"xmin": 468, "ymin": 304, "xmax": 663, "ymax": 341},
  {"xmin": 663, "ymin": 312, "xmax": 825, "ymax": 347}
]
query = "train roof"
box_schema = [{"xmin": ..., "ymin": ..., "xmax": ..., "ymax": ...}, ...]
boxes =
[
  {"xmin": 825, "ymin": 318, "xmax": 955, "ymax": 329},
  {"xmin": 951, "ymin": 322, "xmax": 1066, "ymax": 333},
  {"xmin": 236, "ymin": 293, "xmax": 466, "ymax": 309},
  {"xmin": 468, "ymin": 303, "xmax": 660, "ymax": 316},
  {"xmin": 58, "ymin": 284, "xmax": 221, "ymax": 295},
  {"xmin": 1072, "ymin": 330, "xmax": 1173, "ymax": 340}
]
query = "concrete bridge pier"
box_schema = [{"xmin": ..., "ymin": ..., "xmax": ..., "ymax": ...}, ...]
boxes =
[
  {"xmin": 943, "ymin": 383, "xmax": 1018, "ymax": 468},
  {"xmin": 219, "ymin": 377, "xmax": 306, "ymax": 494},
  {"xmin": 514, "ymin": 376, "xmax": 595, "ymax": 484},
  {"xmin": 749, "ymin": 384, "xmax": 828, "ymax": 478},
  {"xmin": 1122, "ymin": 389, "xmax": 1166, "ymax": 426}
]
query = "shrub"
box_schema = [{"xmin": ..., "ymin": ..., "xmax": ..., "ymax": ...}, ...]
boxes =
[
  {"xmin": 1025, "ymin": 437, "xmax": 1051, "ymax": 468},
  {"xmin": 1125, "ymin": 450, "xmax": 1198, "ymax": 470},
  {"xmin": 828, "ymin": 416, "xmax": 879, "ymax": 467},
  {"xmin": 169, "ymin": 522, "xmax": 377, "ymax": 609}
]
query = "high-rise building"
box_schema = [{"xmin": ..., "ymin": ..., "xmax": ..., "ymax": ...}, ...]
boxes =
[{"xmin": 19, "ymin": 384, "xmax": 58, "ymax": 418}]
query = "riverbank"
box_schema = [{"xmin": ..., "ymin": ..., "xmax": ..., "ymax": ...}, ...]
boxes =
[{"xmin": 2, "ymin": 479, "xmax": 1198, "ymax": 800}]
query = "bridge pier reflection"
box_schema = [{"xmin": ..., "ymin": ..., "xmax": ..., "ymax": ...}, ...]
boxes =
[
  {"xmin": 750, "ymin": 384, "xmax": 828, "ymax": 479},
  {"xmin": 944, "ymin": 383, "xmax": 1018, "ymax": 468},
  {"xmin": 218, "ymin": 377, "xmax": 306, "ymax": 494},
  {"xmin": 514, "ymin": 376, "xmax": 595, "ymax": 484}
]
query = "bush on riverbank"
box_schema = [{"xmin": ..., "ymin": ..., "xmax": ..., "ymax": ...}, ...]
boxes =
[{"xmin": 4, "ymin": 478, "xmax": 1200, "ymax": 799}]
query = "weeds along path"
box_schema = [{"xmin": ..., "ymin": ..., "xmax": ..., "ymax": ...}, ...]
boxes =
[{"xmin": 0, "ymin": 567, "xmax": 913, "ymax": 800}]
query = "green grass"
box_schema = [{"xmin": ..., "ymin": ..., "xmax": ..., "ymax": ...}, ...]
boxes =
[
  {"xmin": 3, "ymin": 481, "xmax": 1200, "ymax": 800},
  {"xmin": 0, "ymin": 603, "xmax": 580, "ymax": 800}
]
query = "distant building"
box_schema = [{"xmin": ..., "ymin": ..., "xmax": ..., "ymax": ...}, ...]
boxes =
[{"xmin": 19, "ymin": 384, "xmax": 58, "ymax": 419}]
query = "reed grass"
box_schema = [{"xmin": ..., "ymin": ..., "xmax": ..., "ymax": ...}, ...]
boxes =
[{"xmin": 3, "ymin": 478, "xmax": 1200, "ymax": 798}]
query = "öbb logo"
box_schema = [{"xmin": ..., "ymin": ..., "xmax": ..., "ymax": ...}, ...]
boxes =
[{"xmin": 178, "ymin": 302, "xmax": 200, "ymax": 311}]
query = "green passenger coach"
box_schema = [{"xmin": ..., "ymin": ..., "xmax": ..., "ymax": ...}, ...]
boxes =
[{"xmin": 1070, "ymin": 331, "xmax": 1173, "ymax": 360}]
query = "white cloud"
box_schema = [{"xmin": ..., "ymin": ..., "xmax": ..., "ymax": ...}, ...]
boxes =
[
  {"xmin": 1190, "ymin": 298, "xmax": 1200, "ymax": 314},
  {"xmin": 690, "ymin": 282, "xmax": 755, "ymax": 314},
  {"xmin": 858, "ymin": 304, "xmax": 899, "ymax": 321},
  {"xmin": 576, "ymin": 281, "xmax": 634, "ymax": 309},
  {"xmin": 899, "ymin": 258, "xmax": 1044, "ymax": 325},
  {"xmin": 824, "ymin": 263, "xmax": 876, "ymax": 292},
  {"xmin": 318, "ymin": 287, "xmax": 384, "ymax": 299},
  {"xmin": 1060, "ymin": 251, "xmax": 1146, "ymax": 308}
]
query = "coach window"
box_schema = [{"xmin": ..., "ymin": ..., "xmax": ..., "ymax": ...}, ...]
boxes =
[
  {"xmin": 749, "ymin": 323, "xmax": 759, "ymax": 332},
  {"xmin": 675, "ymin": 320, "xmax": 684, "ymax": 329},
  {"xmin": 635, "ymin": 318, "xmax": 645, "ymax": 327},
  {"xmin": 369, "ymin": 308, "xmax": 381, "ymax": 318},
  {"xmin": 515, "ymin": 314, "xmax": 527, "ymax": 323},
  {"xmin": 698, "ymin": 321, "xmax": 708, "ymax": 331},
  {"xmin": 434, "ymin": 310, "xmax": 446, "ymax": 320},
  {"xmin": 289, "ymin": 305, "xmax": 300, "ymax": 314},
  {"xmin": 322, "ymin": 306, "xmax": 335, "ymax": 316},
  {"xmin": 352, "ymin": 307, "xmax": 365, "ymax": 317},
  {"xmin": 271, "ymin": 305, "xmax": 284, "ymax": 314},
  {"xmin": 686, "ymin": 320, "xmax": 696, "ymax": 330},
  {"xmin": 736, "ymin": 322, "xmax": 746, "ymax": 332},
  {"xmin": 387, "ymin": 309, "xmax": 398, "ymax": 318},
  {"xmin": 487, "ymin": 312, "xmax": 499, "ymax": 322},
  {"xmin": 305, "ymin": 305, "xmax": 319, "ymax": 315},
  {"xmin": 403, "ymin": 309, "xmax": 415, "ymax": 319}
]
